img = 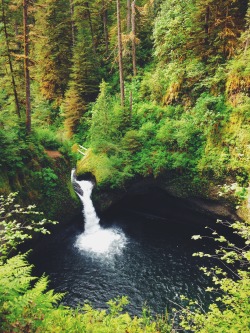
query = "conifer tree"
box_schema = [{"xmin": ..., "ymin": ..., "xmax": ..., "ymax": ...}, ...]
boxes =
[
  {"xmin": 62, "ymin": 10, "xmax": 100, "ymax": 137},
  {"xmin": 131, "ymin": 0, "xmax": 136, "ymax": 76},
  {"xmin": 195, "ymin": 0, "xmax": 248, "ymax": 62},
  {"xmin": 33, "ymin": 0, "xmax": 72, "ymax": 105},
  {"xmin": 102, "ymin": 0, "xmax": 109, "ymax": 54},
  {"xmin": 1, "ymin": 0, "xmax": 20, "ymax": 118},
  {"xmin": 69, "ymin": 0, "xmax": 75, "ymax": 47},
  {"xmin": 23, "ymin": 0, "xmax": 31, "ymax": 132},
  {"xmin": 0, "ymin": 0, "xmax": 25, "ymax": 120},
  {"xmin": 117, "ymin": 0, "xmax": 125, "ymax": 106}
]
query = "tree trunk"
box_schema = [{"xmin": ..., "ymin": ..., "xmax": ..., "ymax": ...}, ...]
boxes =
[
  {"xmin": 127, "ymin": 0, "xmax": 131, "ymax": 32},
  {"xmin": 117, "ymin": 0, "xmax": 124, "ymax": 107},
  {"xmin": 204, "ymin": 5, "xmax": 210, "ymax": 46},
  {"xmin": 23, "ymin": 0, "xmax": 31, "ymax": 132},
  {"xmin": 1, "ymin": 0, "xmax": 21, "ymax": 118},
  {"xmin": 223, "ymin": 5, "xmax": 229, "ymax": 58},
  {"xmin": 102, "ymin": 0, "xmax": 108, "ymax": 54},
  {"xmin": 244, "ymin": 36, "xmax": 249, "ymax": 56},
  {"xmin": 131, "ymin": 0, "xmax": 136, "ymax": 76}
]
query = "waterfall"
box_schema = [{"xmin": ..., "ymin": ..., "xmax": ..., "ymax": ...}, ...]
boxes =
[{"xmin": 71, "ymin": 170, "xmax": 126, "ymax": 255}]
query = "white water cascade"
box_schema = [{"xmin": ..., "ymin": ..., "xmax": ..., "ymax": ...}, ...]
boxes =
[{"xmin": 71, "ymin": 170, "xmax": 126, "ymax": 255}]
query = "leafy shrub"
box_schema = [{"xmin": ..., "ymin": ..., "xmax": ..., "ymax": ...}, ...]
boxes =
[
  {"xmin": 35, "ymin": 127, "xmax": 61, "ymax": 150},
  {"xmin": 122, "ymin": 130, "xmax": 142, "ymax": 153},
  {"xmin": 0, "ymin": 192, "xmax": 57, "ymax": 258},
  {"xmin": 0, "ymin": 129, "xmax": 24, "ymax": 170},
  {"xmin": 179, "ymin": 220, "xmax": 250, "ymax": 332}
]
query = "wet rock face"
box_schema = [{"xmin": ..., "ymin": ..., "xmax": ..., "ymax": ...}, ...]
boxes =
[
  {"xmin": 76, "ymin": 172, "xmax": 96, "ymax": 183},
  {"xmin": 92, "ymin": 175, "xmax": 240, "ymax": 222},
  {"xmin": 73, "ymin": 182, "xmax": 83, "ymax": 197}
]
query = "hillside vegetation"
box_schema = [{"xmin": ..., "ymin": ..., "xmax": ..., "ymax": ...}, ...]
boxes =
[
  {"xmin": 0, "ymin": 0, "xmax": 250, "ymax": 332},
  {"xmin": 1, "ymin": 1, "xmax": 249, "ymax": 198}
]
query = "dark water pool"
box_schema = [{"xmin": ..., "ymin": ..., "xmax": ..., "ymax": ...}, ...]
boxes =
[{"xmin": 30, "ymin": 193, "xmax": 215, "ymax": 316}]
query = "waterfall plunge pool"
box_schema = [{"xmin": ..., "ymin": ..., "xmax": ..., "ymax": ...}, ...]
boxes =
[{"xmin": 30, "ymin": 178, "xmax": 216, "ymax": 316}]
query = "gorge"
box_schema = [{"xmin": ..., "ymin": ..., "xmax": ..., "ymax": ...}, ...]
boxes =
[{"xmin": 30, "ymin": 171, "xmax": 217, "ymax": 316}]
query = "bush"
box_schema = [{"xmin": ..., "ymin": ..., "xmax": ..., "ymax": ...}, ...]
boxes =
[
  {"xmin": 179, "ymin": 220, "xmax": 250, "ymax": 332},
  {"xmin": 35, "ymin": 127, "xmax": 61, "ymax": 150}
]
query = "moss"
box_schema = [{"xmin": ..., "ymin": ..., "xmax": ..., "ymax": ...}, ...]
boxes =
[
  {"xmin": 77, "ymin": 149, "xmax": 115, "ymax": 185},
  {"xmin": 0, "ymin": 148, "xmax": 81, "ymax": 223}
]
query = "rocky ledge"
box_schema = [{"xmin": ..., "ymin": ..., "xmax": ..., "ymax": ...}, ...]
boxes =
[{"xmin": 91, "ymin": 173, "xmax": 249, "ymax": 223}]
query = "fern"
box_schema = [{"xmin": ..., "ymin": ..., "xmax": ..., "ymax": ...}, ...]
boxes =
[
  {"xmin": 0, "ymin": 254, "xmax": 64, "ymax": 333},
  {"xmin": 0, "ymin": 253, "xmax": 35, "ymax": 302}
]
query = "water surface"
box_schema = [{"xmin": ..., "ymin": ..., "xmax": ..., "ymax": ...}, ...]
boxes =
[{"xmin": 31, "ymin": 202, "xmax": 214, "ymax": 315}]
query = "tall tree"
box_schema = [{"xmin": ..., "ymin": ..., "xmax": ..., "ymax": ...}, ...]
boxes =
[
  {"xmin": 63, "ymin": 4, "xmax": 100, "ymax": 137},
  {"xmin": 84, "ymin": 2, "xmax": 96, "ymax": 53},
  {"xmin": 1, "ymin": 0, "xmax": 21, "ymax": 118},
  {"xmin": 195, "ymin": 0, "xmax": 248, "ymax": 61},
  {"xmin": 117, "ymin": 0, "xmax": 125, "ymax": 106},
  {"xmin": 70, "ymin": 0, "xmax": 75, "ymax": 47},
  {"xmin": 23, "ymin": 0, "xmax": 31, "ymax": 132},
  {"xmin": 127, "ymin": 0, "xmax": 131, "ymax": 32},
  {"xmin": 102, "ymin": 0, "xmax": 109, "ymax": 54},
  {"xmin": 131, "ymin": 0, "xmax": 136, "ymax": 76},
  {"xmin": 33, "ymin": 0, "xmax": 73, "ymax": 105}
]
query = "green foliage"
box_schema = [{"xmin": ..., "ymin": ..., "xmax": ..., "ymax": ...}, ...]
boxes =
[
  {"xmin": 33, "ymin": 0, "xmax": 73, "ymax": 104},
  {"xmin": 0, "ymin": 192, "xmax": 57, "ymax": 259},
  {"xmin": 153, "ymin": 0, "xmax": 197, "ymax": 62},
  {"xmin": 89, "ymin": 81, "xmax": 123, "ymax": 149},
  {"xmin": 0, "ymin": 252, "xmax": 173, "ymax": 332},
  {"xmin": 180, "ymin": 220, "xmax": 250, "ymax": 332},
  {"xmin": 35, "ymin": 127, "xmax": 61, "ymax": 150},
  {"xmin": 0, "ymin": 253, "xmax": 64, "ymax": 333},
  {"xmin": 0, "ymin": 125, "xmax": 47, "ymax": 174},
  {"xmin": 0, "ymin": 264, "xmax": 172, "ymax": 333}
]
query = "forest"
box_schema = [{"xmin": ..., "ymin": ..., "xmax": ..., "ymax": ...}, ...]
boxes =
[{"xmin": 0, "ymin": 0, "xmax": 250, "ymax": 332}]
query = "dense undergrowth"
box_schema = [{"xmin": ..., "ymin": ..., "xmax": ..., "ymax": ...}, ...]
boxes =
[
  {"xmin": 77, "ymin": 54, "xmax": 250, "ymax": 194},
  {"xmin": 75, "ymin": 1, "xmax": 250, "ymax": 200},
  {"xmin": 0, "ymin": 122, "xmax": 79, "ymax": 221}
]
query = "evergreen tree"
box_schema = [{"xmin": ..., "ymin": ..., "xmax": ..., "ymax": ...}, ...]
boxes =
[
  {"xmin": 62, "ymin": 0, "xmax": 101, "ymax": 137},
  {"xmin": 23, "ymin": 0, "xmax": 31, "ymax": 132},
  {"xmin": 195, "ymin": 0, "xmax": 248, "ymax": 62},
  {"xmin": 0, "ymin": 0, "xmax": 24, "ymax": 118},
  {"xmin": 1, "ymin": 0, "xmax": 20, "ymax": 118},
  {"xmin": 117, "ymin": 0, "xmax": 125, "ymax": 106},
  {"xmin": 33, "ymin": 0, "xmax": 72, "ymax": 105}
]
